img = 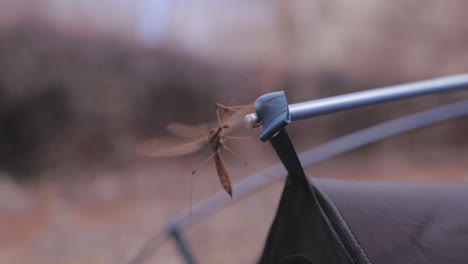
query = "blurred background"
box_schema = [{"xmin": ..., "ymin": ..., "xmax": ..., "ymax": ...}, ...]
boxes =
[{"xmin": 0, "ymin": 0, "xmax": 467, "ymax": 263}]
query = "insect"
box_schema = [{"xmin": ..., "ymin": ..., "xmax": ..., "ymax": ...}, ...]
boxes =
[{"xmin": 136, "ymin": 104, "xmax": 250, "ymax": 197}]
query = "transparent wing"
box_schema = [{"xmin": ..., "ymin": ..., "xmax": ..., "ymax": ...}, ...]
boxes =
[
  {"xmin": 166, "ymin": 122, "xmax": 208, "ymax": 138},
  {"xmin": 218, "ymin": 104, "xmax": 254, "ymax": 130},
  {"xmin": 225, "ymin": 110, "xmax": 245, "ymax": 129},
  {"xmin": 136, "ymin": 137, "xmax": 207, "ymax": 157}
]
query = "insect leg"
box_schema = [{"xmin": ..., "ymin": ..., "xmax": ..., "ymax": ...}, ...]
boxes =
[
  {"xmin": 215, "ymin": 103, "xmax": 252, "ymax": 114},
  {"xmin": 215, "ymin": 104, "xmax": 223, "ymax": 127},
  {"xmin": 223, "ymin": 145, "xmax": 274, "ymax": 179},
  {"xmin": 225, "ymin": 136, "xmax": 252, "ymax": 140},
  {"xmin": 222, "ymin": 145, "xmax": 248, "ymax": 167},
  {"xmin": 192, "ymin": 151, "xmax": 217, "ymax": 175}
]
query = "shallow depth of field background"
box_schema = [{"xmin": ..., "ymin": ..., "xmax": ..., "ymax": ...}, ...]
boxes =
[{"xmin": 0, "ymin": 1, "xmax": 467, "ymax": 263}]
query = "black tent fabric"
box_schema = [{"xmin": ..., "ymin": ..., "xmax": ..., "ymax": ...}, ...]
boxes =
[
  {"xmin": 259, "ymin": 129, "xmax": 468, "ymax": 264},
  {"xmin": 313, "ymin": 178, "xmax": 468, "ymax": 264},
  {"xmin": 259, "ymin": 129, "xmax": 370, "ymax": 264}
]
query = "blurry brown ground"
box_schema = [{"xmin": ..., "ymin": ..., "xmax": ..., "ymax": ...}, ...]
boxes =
[{"xmin": 0, "ymin": 1, "xmax": 468, "ymax": 263}]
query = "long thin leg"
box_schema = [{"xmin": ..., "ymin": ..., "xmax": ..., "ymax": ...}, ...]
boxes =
[
  {"xmin": 218, "ymin": 96, "xmax": 239, "ymax": 126},
  {"xmin": 188, "ymin": 170, "xmax": 193, "ymax": 218},
  {"xmin": 238, "ymin": 49, "xmax": 269, "ymax": 93},
  {"xmin": 222, "ymin": 145, "xmax": 248, "ymax": 166},
  {"xmin": 216, "ymin": 102, "xmax": 277, "ymax": 112},
  {"xmin": 216, "ymin": 102, "xmax": 253, "ymax": 109},
  {"xmin": 216, "ymin": 103, "xmax": 252, "ymax": 114},
  {"xmin": 192, "ymin": 151, "xmax": 217, "ymax": 175},
  {"xmin": 221, "ymin": 106, "xmax": 230, "ymax": 126},
  {"xmin": 188, "ymin": 150, "xmax": 218, "ymax": 217},
  {"xmin": 223, "ymin": 145, "xmax": 275, "ymax": 179},
  {"xmin": 217, "ymin": 102, "xmax": 251, "ymax": 127},
  {"xmin": 215, "ymin": 104, "xmax": 223, "ymax": 127},
  {"xmin": 226, "ymin": 136, "xmax": 252, "ymax": 140}
]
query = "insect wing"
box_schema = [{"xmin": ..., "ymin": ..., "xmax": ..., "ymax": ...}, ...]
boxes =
[
  {"xmin": 216, "ymin": 103, "xmax": 255, "ymax": 129},
  {"xmin": 224, "ymin": 110, "xmax": 245, "ymax": 129},
  {"xmin": 136, "ymin": 137, "xmax": 207, "ymax": 157},
  {"xmin": 165, "ymin": 122, "xmax": 208, "ymax": 139}
]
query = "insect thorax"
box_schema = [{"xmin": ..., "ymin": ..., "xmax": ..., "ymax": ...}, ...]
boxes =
[{"xmin": 209, "ymin": 127, "xmax": 227, "ymax": 151}]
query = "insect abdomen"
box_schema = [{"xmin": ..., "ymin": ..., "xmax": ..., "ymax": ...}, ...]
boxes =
[{"xmin": 214, "ymin": 151, "xmax": 232, "ymax": 197}]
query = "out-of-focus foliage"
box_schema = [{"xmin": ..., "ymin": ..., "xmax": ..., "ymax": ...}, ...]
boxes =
[
  {"xmin": 0, "ymin": 24, "xmax": 249, "ymax": 177},
  {"xmin": 0, "ymin": 1, "xmax": 467, "ymax": 179}
]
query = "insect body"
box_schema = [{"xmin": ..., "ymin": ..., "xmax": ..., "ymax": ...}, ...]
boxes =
[
  {"xmin": 207, "ymin": 124, "xmax": 232, "ymax": 196},
  {"xmin": 136, "ymin": 106, "xmax": 244, "ymax": 197}
]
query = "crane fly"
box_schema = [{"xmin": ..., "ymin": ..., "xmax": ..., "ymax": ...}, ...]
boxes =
[{"xmin": 136, "ymin": 103, "xmax": 252, "ymax": 197}]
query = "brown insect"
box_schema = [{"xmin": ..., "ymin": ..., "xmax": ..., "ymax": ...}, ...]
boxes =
[{"xmin": 136, "ymin": 104, "xmax": 249, "ymax": 197}]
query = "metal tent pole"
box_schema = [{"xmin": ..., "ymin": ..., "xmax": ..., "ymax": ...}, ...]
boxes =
[
  {"xmin": 168, "ymin": 225, "xmax": 196, "ymax": 264},
  {"xmin": 245, "ymin": 74, "xmax": 468, "ymax": 129}
]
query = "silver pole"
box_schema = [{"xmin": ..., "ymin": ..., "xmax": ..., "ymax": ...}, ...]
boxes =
[{"xmin": 245, "ymin": 74, "xmax": 468, "ymax": 128}]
